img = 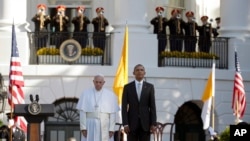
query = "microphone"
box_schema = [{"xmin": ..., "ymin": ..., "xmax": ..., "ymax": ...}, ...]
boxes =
[
  {"xmin": 30, "ymin": 94, "xmax": 34, "ymax": 102},
  {"xmin": 35, "ymin": 94, "xmax": 39, "ymax": 102}
]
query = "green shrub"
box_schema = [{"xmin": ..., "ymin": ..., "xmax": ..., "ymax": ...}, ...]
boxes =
[{"xmin": 219, "ymin": 126, "xmax": 230, "ymax": 141}]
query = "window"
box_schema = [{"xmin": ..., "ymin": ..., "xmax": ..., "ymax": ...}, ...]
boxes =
[{"xmin": 44, "ymin": 97, "xmax": 80, "ymax": 141}]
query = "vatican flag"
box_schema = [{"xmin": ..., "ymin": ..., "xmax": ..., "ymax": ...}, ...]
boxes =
[
  {"xmin": 113, "ymin": 25, "xmax": 128, "ymax": 105},
  {"xmin": 201, "ymin": 61, "xmax": 215, "ymax": 129}
]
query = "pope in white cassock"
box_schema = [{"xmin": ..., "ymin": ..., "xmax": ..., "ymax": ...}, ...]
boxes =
[{"xmin": 76, "ymin": 74, "xmax": 120, "ymax": 141}]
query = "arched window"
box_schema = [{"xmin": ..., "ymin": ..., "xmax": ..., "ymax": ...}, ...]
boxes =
[
  {"xmin": 44, "ymin": 97, "xmax": 80, "ymax": 141},
  {"xmin": 48, "ymin": 97, "xmax": 79, "ymax": 122}
]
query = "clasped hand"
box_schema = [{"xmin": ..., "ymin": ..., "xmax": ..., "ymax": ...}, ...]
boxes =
[{"xmin": 124, "ymin": 125, "xmax": 156, "ymax": 134}]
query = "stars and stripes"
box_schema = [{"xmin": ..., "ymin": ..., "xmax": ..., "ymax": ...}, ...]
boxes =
[
  {"xmin": 232, "ymin": 50, "xmax": 246, "ymax": 119},
  {"xmin": 8, "ymin": 24, "xmax": 27, "ymax": 132}
]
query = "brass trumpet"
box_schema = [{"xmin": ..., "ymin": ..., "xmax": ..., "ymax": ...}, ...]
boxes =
[
  {"xmin": 59, "ymin": 14, "xmax": 63, "ymax": 31},
  {"xmin": 99, "ymin": 12, "xmax": 104, "ymax": 32},
  {"xmin": 176, "ymin": 20, "xmax": 180, "ymax": 34},
  {"xmin": 192, "ymin": 17, "xmax": 196, "ymax": 36},
  {"xmin": 176, "ymin": 14, "xmax": 181, "ymax": 34},
  {"xmin": 80, "ymin": 13, "xmax": 84, "ymax": 31},
  {"xmin": 39, "ymin": 13, "xmax": 44, "ymax": 30},
  {"xmin": 158, "ymin": 12, "xmax": 163, "ymax": 33}
]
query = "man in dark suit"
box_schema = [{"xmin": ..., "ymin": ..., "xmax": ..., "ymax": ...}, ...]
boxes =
[{"xmin": 122, "ymin": 64, "xmax": 157, "ymax": 141}]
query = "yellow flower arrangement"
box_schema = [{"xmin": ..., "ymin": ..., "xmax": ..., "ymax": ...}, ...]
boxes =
[
  {"xmin": 36, "ymin": 47, "xmax": 104, "ymax": 56},
  {"xmin": 36, "ymin": 47, "xmax": 60, "ymax": 55},
  {"xmin": 160, "ymin": 51, "xmax": 219, "ymax": 59},
  {"xmin": 81, "ymin": 46, "xmax": 104, "ymax": 56}
]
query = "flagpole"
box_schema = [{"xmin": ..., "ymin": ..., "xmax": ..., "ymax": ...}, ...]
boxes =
[
  {"xmin": 236, "ymin": 100, "xmax": 239, "ymax": 124},
  {"xmin": 9, "ymin": 22, "xmax": 14, "ymax": 141},
  {"xmin": 9, "ymin": 20, "xmax": 14, "ymax": 141},
  {"xmin": 10, "ymin": 87, "xmax": 13, "ymax": 141},
  {"xmin": 211, "ymin": 96, "xmax": 215, "ymax": 129},
  {"xmin": 211, "ymin": 58, "xmax": 215, "ymax": 129}
]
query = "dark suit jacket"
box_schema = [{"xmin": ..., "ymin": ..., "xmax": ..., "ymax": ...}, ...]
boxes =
[{"xmin": 122, "ymin": 81, "xmax": 157, "ymax": 132}]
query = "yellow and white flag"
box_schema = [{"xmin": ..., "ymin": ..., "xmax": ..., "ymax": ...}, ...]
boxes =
[
  {"xmin": 201, "ymin": 61, "xmax": 215, "ymax": 129},
  {"xmin": 113, "ymin": 26, "xmax": 128, "ymax": 126},
  {"xmin": 113, "ymin": 25, "xmax": 128, "ymax": 105}
]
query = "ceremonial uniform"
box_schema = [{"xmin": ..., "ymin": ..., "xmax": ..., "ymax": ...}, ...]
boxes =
[
  {"xmin": 0, "ymin": 125, "xmax": 25, "ymax": 141},
  {"xmin": 197, "ymin": 16, "xmax": 218, "ymax": 53},
  {"xmin": 92, "ymin": 7, "xmax": 109, "ymax": 51},
  {"xmin": 72, "ymin": 6, "xmax": 91, "ymax": 48},
  {"xmin": 150, "ymin": 6, "xmax": 168, "ymax": 55},
  {"xmin": 51, "ymin": 5, "xmax": 69, "ymax": 48},
  {"xmin": 213, "ymin": 17, "xmax": 221, "ymax": 38},
  {"xmin": 12, "ymin": 127, "xmax": 25, "ymax": 141},
  {"xmin": 4, "ymin": 113, "xmax": 26, "ymax": 141},
  {"xmin": 31, "ymin": 4, "xmax": 51, "ymax": 48},
  {"xmin": 183, "ymin": 11, "xmax": 198, "ymax": 52},
  {"xmin": 167, "ymin": 9, "xmax": 185, "ymax": 52},
  {"xmin": 0, "ymin": 125, "xmax": 10, "ymax": 140}
]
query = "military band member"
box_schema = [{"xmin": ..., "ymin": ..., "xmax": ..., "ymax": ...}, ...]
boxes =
[
  {"xmin": 167, "ymin": 9, "xmax": 185, "ymax": 52},
  {"xmin": 92, "ymin": 7, "xmax": 109, "ymax": 51},
  {"xmin": 51, "ymin": 5, "xmax": 69, "ymax": 48},
  {"xmin": 215, "ymin": 17, "xmax": 221, "ymax": 30},
  {"xmin": 197, "ymin": 16, "xmax": 218, "ymax": 53},
  {"xmin": 6, "ymin": 113, "xmax": 26, "ymax": 141},
  {"xmin": 31, "ymin": 4, "xmax": 51, "ymax": 48},
  {"xmin": 150, "ymin": 6, "xmax": 168, "ymax": 55},
  {"xmin": 183, "ymin": 11, "xmax": 198, "ymax": 52},
  {"xmin": 72, "ymin": 6, "xmax": 90, "ymax": 48},
  {"xmin": 213, "ymin": 17, "xmax": 221, "ymax": 37}
]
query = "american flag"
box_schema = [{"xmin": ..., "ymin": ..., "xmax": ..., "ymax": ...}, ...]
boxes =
[
  {"xmin": 232, "ymin": 50, "xmax": 246, "ymax": 119},
  {"xmin": 8, "ymin": 24, "xmax": 27, "ymax": 132}
]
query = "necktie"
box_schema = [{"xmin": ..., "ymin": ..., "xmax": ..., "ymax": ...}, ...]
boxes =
[{"xmin": 137, "ymin": 83, "xmax": 142, "ymax": 100}]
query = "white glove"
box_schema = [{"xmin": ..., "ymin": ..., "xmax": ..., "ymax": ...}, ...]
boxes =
[
  {"xmin": 8, "ymin": 119, "xmax": 15, "ymax": 128},
  {"xmin": 208, "ymin": 126, "xmax": 217, "ymax": 136}
]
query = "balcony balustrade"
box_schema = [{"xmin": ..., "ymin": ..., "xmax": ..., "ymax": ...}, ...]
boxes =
[
  {"xmin": 28, "ymin": 32, "xmax": 112, "ymax": 65},
  {"xmin": 27, "ymin": 32, "xmax": 229, "ymax": 69}
]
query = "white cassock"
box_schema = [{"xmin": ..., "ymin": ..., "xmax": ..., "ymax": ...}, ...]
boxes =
[{"xmin": 76, "ymin": 88, "xmax": 120, "ymax": 141}]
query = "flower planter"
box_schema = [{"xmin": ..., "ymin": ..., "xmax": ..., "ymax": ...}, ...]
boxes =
[
  {"xmin": 38, "ymin": 55, "xmax": 102, "ymax": 64},
  {"xmin": 75, "ymin": 56, "xmax": 102, "ymax": 64},
  {"xmin": 38, "ymin": 55, "xmax": 65, "ymax": 64},
  {"xmin": 162, "ymin": 57, "xmax": 219, "ymax": 67}
]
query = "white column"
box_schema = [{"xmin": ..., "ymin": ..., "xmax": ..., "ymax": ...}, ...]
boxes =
[
  {"xmin": 108, "ymin": 0, "xmax": 158, "ymax": 68},
  {"xmin": 112, "ymin": 0, "xmax": 149, "ymax": 33},
  {"xmin": 0, "ymin": 0, "xmax": 30, "ymax": 65},
  {"xmin": 0, "ymin": 0, "xmax": 30, "ymax": 32},
  {"xmin": 220, "ymin": 0, "xmax": 250, "ymax": 37},
  {"xmin": 220, "ymin": 0, "xmax": 250, "ymax": 70}
]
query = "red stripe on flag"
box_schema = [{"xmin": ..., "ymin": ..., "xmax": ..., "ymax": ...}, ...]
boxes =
[
  {"xmin": 8, "ymin": 24, "xmax": 27, "ymax": 132},
  {"xmin": 232, "ymin": 72, "xmax": 246, "ymax": 119}
]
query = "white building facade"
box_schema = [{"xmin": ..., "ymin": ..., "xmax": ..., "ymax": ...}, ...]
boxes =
[{"xmin": 0, "ymin": 0, "xmax": 250, "ymax": 140}]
